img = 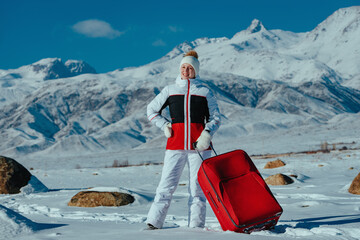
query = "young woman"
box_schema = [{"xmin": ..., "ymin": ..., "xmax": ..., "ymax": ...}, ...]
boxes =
[{"xmin": 146, "ymin": 50, "xmax": 221, "ymax": 229}]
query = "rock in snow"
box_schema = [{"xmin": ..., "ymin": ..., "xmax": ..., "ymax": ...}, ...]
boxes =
[
  {"xmin": 348, "ymin": 172, "xmax": 360, "ymax": 195},
  {"xmin": 264, "ymin": 159, "xmax": 286, "ymax": 169},
  {"xmin": 68, "ymin": 191, "xmax": 135, "ymax": 207},
  {"xmin": 0, "ymin": 156, "xmax": 31, "ymax": 194},
  {"xmin": 0, "ymin": 156, "xmax": 47, "ymax": 194},
  {"xmin": 265, "ymin": 173, "xmax": 294, "ymax": 186}
]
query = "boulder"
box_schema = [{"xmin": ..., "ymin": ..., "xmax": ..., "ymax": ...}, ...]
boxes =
[
  {"xmin": 68, "ymin": 191, "xmax": 135, "ymax": 207},
  {"xmin": 0, "ymin": 156, "xmax": 32, "ymax": 194},
  {"xmin": 265, "ymin": 173, "xmax": 294, "ymax": 186},
  {"xmin": 348, "ymin": 173, "xmax": 360, "ymax": 195},
  {"xmin": 264, "ymin": 159, "xmax": 286, "ymax": 169}
]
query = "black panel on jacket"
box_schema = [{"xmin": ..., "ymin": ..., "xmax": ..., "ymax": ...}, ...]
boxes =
[
  {"xmin": 164, "ymin": 95, "xmax": 209, "ymax": 124},
  {"xmin": 191, "ymin": 95, "xmax": 209, "ymax": 124},
  {"xmin": 168, "ymin": 95, "xmax": 185, "ymax": 123}
]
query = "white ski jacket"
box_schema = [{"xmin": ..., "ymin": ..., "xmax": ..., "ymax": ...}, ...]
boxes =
[{"xmin": 147, "ymin": 76, "xmax": 221, "ymax": 150}]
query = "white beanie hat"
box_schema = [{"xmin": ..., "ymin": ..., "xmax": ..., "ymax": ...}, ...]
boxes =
[{"xmin": 180, "ymin": 56, "xmax": 200, "ymax": 76}]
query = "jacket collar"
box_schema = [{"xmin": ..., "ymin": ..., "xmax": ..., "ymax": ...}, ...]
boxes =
[{"xmin": 176, "ymin": 75, "xmax": 200, "ymax": 87}]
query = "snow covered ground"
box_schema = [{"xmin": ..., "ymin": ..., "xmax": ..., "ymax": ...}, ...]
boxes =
[{"xmin": 1, "ymin": 128, "xmax": 360, "ymax": 240}]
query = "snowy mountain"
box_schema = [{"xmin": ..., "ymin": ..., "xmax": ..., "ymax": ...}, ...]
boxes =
[
  {"xmin": 0, "ymin": 58, "xmax": 96, "ymax": 81},
  {"xmin": 0, "ymin": 58, "xmax": 96, "ymax": 107},
  {"xmin": 0, "ymin": 6, "xmax": 360, "ymax": 158},
  {"xmin": 153, "ymin": 7, "xmax": 360, "ymax": 87},
  {"xmin": 296, "ymin": 6, "xmax": 360, "ymax": 85}
]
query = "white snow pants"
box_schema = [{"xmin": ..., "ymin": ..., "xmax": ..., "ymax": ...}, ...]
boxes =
[{"xmin": 146, "ymin": 150, "xmax": 211, "ymax": 229}]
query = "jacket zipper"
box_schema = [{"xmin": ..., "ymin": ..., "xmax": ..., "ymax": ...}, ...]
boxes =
[{"xmin": 185, "ymin": 79, "xmax": 191, "ymax": 150}]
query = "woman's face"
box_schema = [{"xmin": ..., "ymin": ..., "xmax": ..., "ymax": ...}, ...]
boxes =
[{"xmin": 180, "ymin": 63, "xmax": 196, "ymax": 79}]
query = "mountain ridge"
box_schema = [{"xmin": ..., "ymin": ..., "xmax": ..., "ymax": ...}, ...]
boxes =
[
  {"xmin": 0, "ymin": 6, "xmax": 359, "ymax": 158},
  {"xmin": 0, "ymin": 58, "xmax": 96, "ymax": 81}
]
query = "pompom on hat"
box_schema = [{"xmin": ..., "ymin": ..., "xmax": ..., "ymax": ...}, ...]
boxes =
[{"xmin": 180, "ymin": 50, "xmax": 200, "ymax": 76}]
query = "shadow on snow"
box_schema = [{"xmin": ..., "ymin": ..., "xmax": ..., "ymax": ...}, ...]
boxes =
[
  {"xmin": 0, "ymin": 204, "xmax": 67, "ymax": 231},
  {"xmin": 273, "ymin": 214, "xmax": 360, "ymax": 233}
]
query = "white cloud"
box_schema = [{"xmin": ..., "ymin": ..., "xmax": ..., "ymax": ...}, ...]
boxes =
[
  {"xmin": 152, "ymin": 39, "xmax": 166, "ymax": 47},
  {"xmin": 72, "ymin": 19, "xmax": 123, "ymax": 39}
]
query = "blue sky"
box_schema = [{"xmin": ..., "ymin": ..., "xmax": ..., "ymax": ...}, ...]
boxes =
[{"xmin": 0, "ymin": 0, "xmax": 359, "ymax": 73}]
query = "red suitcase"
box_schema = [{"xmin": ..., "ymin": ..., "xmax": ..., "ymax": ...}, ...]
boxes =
[{"xmin": 197, "ymin": 148, "xmax": 283, "ymax": 233}]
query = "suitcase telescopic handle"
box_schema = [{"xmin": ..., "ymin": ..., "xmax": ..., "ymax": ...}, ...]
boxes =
[{"xmin": 193, "ymin": 142, "xmax": 217, "ymax": 161}]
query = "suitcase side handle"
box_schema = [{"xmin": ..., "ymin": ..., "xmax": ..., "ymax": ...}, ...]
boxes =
[{"xmin": 193, "ymin": 142, "xmax": 217, "ymax": 161}]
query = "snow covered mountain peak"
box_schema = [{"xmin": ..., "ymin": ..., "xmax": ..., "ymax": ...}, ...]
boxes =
[
  {"xmin": 161, "ymin": 36, "xmax": 229, "ymax": 61},
  {"xmin": 306, "ymin": 6, "xmax": 360, "ymax": 41},
  {"xmin": 2, "ymin": 58, "xmax": 97, "ymax": 81},
  {"xmin": 230, "ymin": 18, "xmax": 285, "ymax": 48},
  {"xmin": 28, "ymin": 58, "xmax": 70, "ymax": 80},
  {"xmin": 247, "ymin": 19, "xmax": 266, "ymax": 33},
  {"xmin": 64, "ymin": 60, "xmax": 97, "ymax": 75},
  {"xmin": 295, "ymin": 6, "xmax": 360, "ymax": 83},
  {"xmin": 329, "ymin": 5, "xmax": 360, "ymax": 21},
  {"xmin": 32, "ymin": 58, "xmax": 62, "ymax": 66}
]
